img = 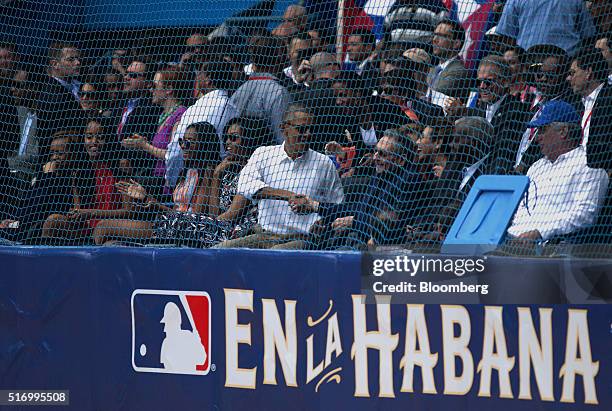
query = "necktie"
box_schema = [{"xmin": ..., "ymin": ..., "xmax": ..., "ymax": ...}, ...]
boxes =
[
  {"xmin": 117, "ymin": 106, "xmax": 129, "ymax": 138},
  {"xmin": 430, "ymin": 65, "xmax": 443, "ymax": 88}
]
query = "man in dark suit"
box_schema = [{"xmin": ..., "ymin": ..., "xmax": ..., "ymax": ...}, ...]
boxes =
[
  {"xmin": 567, "ymin": 46, "xmax": 612, "ymax": 171},
  {"xmin": 567, "ymin": 46, "xmax": 612, "ymax": 243},
  {"xmin": 512, "ymin": 44, "xmax": 582, "ymax": 172},
  {"xmin": 115, "ymin": 58, "xmax": 161, "ymax": 175},
  {"xmin": 447, "ymin": 54, "xmax": 532, "ymax": 175},
  {"xmin": 344, "ymin": 28, "xmax": 379, "ymax": 95},
  {"xmin": 36, "ymin": 42, "xmax": 84, "ymax": 162},
  {"xmin": 426, "ymin": 19, "xmax": 472, "ymax": 101}
]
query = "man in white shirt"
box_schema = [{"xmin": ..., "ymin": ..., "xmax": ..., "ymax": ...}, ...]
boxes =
[
  {"xmin": 507, "ymin": 101, "xmax": 608, "ymax": 245},
  {"xmin": 215, "ymin": 103, "xmax": 344, "ymax": 250},
  {"xmin": 165, "ymin": 60, "xmax": 238, "ymax": 188}
]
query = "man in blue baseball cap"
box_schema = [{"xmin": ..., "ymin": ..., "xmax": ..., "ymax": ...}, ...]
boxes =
[{"xmin": 506, "ymin": 100, "xmax": 608, "ymax": 247}]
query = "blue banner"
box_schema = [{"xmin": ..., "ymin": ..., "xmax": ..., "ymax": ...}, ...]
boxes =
[
  {"xmin": 83, "ymin": 0, "xmax": 294, "ymax": 29},
  {"xmin": 0, "ymin": 247, "xmax": 610, "ymax": 410}
]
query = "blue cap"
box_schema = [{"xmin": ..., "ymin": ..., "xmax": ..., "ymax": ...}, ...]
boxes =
[{"xmin": 527, "ymin": 100, "xmax": 580, "ymax": 128}]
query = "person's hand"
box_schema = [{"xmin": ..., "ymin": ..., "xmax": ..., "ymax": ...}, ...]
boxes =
[
  {"xmin": 111, "ymin": 57, "xmax": 126, "ymax": 74},
  {"xmin": 444, "ymin": 97, "xmax": 465, "ymax": 117},
  {"xmin": 295, "ymin": 60, "xmax": 312, "ymax": 84},
  {"xmin": 213, "ymin": 157, "xmax": 237, "ymax": 177},
  {"xmin": 0, "ymin": 219, "xmax": 18, "ymax": 229},
  {"xmin": 325, "ymin": 141, "xmax": 343, "ymax": 156},
  {"xmin": 505, "ymin": 230, "xmax": 542, "ymax": 255},
  {"xmin": 331, "ymin": 216, "xmax": 354, "ymax": 231},
  {"xmin": 309, "ymin": 219, "xmax": 327, "ymax": 236},
  {"xmin": 43, "ymin": 161, "xmax": 58, "ymax": 174},
  {"xmin": 180, "ymin": 52, "xmax": 194, "ymax": 66},
  {"xmin": 517, "ymin": 230, "xmax": 542, "ymax": 241},
  {"xmin": 359, "ymin": 152, "xmax": 375, "ymax": 168},
  {"xmin": 432, "ymin": 164, "xmax": 444, "ymax": 178},
  {"xmin": 115, "ymin": 179, "xmax": 147, "ymax": 201},
  {"xmin": 67, "ymin": 209, "xmax": 89, "ymax": 220},
  {"xmin": 377, "ymin": 209, "xmax": 397, "ymax": 222},
  {"xmin": 289, "ymin": 194, "xmax": 318, "ymax": 214},
  {"xmin": 122, "ymin": 134, "xmax": 146, "ymax": 150}
]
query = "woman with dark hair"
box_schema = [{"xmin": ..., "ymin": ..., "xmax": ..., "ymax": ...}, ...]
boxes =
[
  {"xmin": 79, "ymin": 78, "xmax": 113, "ymax": 117},
  {"xmin": 1, "ymin": 129, "xmax": 78, "ymax": 243},
  {"xmin": 92, "ymin": 122, "xmax": 220, "ymax": 245},
  {"xmin": 206, "ymin": 117, "xmax": 272, "ymax": 242},
  {"xmin": 121, "ymin": 66, "xmax": 191, "ymax": 193},
  {"xmin": 40, "ymin": 116, "xmax": 130, "ymax": 244}
]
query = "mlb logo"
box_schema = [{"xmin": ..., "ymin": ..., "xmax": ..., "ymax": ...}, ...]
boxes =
[{"xmin": 131, "ymin": 289, "xmax": 211, "ymax": 375}]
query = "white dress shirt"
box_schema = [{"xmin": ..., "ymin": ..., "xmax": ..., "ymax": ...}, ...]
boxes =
[
  {"xmin": 507, "ymin": 146, "xmax": 608, "ymax": 240},
  {"xmin": 485, "ymin": 95, "xmax": 506, "ymax": 123},
  {"xmin": 53, "ymin": 77, "xmax": 81, "ymax": 101},
  {"xmin": 18, "ymin": 111, "xmax": 37, "ymax": 156},
  {"xmin": 283, "ymin": 66, "xmax": 299, "ymax": 84},
  {"xmin": 238, "ymin": 144, "xmax": 344, "ymax": 235},
  {"xmin": 359, "ymin": 125, "xmax": 378, "ymax": 146},
  {"xmin": 165, "ymin": 89, "xmax": 238, "ymax": 187},
  {"xmin": 580, "ymin": 82, "xmax": 604, "ymax": 147}
]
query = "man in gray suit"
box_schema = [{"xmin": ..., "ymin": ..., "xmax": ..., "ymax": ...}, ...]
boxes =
[{"xmin": 427, "ymin": 19, "xmax": 472, "ymax": 101}]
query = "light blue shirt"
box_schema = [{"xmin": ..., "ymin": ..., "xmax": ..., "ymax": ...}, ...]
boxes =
[{"xmin": 497, "ymin": 0, "xmax": 595, "ymax": 56}]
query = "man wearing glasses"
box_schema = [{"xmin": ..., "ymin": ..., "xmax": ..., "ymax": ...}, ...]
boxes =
[
  {"xmin": 215, "ymin": 104, "xmax": 343, "ymax": 250},
  {"xmin": 426, "ymin": 19, "xmax": 471, "ymax": 101},
  {"xmin": 294, "ymin": 129, "xmax": 423, "ymax": 250},
  {"xmin": 446, "ymin": 55, "xmax": 531, "ymax": 175},
  {"xmin": 115, "ymin": 59, "xmax": 161, "ymax": 175},
  {"xmin": 515, "ymin": 44, "xmax": 581, "ymax": 172}
]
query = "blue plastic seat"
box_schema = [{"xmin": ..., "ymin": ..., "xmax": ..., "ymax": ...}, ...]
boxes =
[{"xmin": 441, "ymin": 175, "xmax": 530, "ymax": 255}]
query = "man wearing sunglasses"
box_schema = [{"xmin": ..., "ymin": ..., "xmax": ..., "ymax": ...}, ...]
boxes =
[
  {"xmin": 215, "ymin": 103, "xmax": 343, "ymax": 250},
  {"xmin": 292, "ymin": 129, "xmax": 423, "ymax": 250},
  {"xmin": 179, "ymin": 33, "xmax": 207, "ymax": 73},
  {"xmin": 115, "ymin": 58, "xmax": 161, "ymax": 175},
  {"xmin": 515, "ymin": 44, "xmax": 581, "ymax": 172},
  {"xmin": 447, "ymin": 55, "xmax": 531, "ymax": 175}
]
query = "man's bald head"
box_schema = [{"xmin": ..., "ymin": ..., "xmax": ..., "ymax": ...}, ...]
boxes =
[{"xmin": 273, "ymin": 5, "xmax": 307, "ymax": 40}]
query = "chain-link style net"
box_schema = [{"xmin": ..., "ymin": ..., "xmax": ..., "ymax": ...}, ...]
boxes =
[{"xmin": 0, "ymin": 0, "xmax": 610, "ymax": 255}]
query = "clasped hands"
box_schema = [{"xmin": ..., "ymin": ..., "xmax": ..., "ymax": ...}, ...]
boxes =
[{"xmin": 288, "ymin": 194, "xmax": 318, "ymax": 214}]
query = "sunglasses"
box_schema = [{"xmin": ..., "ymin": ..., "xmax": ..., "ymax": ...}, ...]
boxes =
[
  {"xmin": 125, "ymin": 72, "xmax": 144, "ymax": 80},
  {"xmin": 283, "ymin": 122, "xmax": 311, "ymax": 135},
  {"xmin": 187, "ymin": 46, "xmax": 203, "ymax": 54},
  {"xmin": 478, "ymin": 78, "xmax": 498, "ymax": 89},
  {"xmin": 178, "ymin": 138, "xmax": 192, "ymax": 149},
  {"xmin": 374, "ymin": 148, "xmax": 395, "ymax": 158}
]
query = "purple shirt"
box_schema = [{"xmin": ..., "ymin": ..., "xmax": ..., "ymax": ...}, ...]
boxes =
[{"xmin": 152, "ymin": 106, "xmax": 187, "ymax": 178}]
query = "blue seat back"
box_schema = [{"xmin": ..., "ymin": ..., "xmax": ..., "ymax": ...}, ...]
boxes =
[{"xmin": 441, "ymin": 175, "xmax": 530, "ymax": 255}]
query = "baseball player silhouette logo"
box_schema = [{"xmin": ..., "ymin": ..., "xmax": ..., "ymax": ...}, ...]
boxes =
[
  {"xmin": 160, "ymin": 302, "xmax": 207, "ymax": 372},
  {"xmin": 131, "ymin": 290, "xmax": 211, "ymax": 375}
]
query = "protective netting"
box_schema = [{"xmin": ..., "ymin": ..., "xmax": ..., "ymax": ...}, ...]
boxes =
[{"xmin": 0, "ymin": 0, "xmax": 610, "ymax": 255}]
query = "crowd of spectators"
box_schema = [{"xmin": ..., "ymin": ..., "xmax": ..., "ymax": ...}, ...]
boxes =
[{"xmin": 0, "ymin": 0, "xmax": 610, "ymax": 254}]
